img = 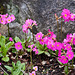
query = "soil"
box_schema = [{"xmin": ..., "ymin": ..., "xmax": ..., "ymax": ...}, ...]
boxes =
[{"xmin": 0, "ymin": 50, "xmax": 75, "ymax": 75}]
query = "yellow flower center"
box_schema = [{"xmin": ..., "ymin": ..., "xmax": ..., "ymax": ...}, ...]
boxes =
[
  {"xmin": 8, "ymin": 19, "xmax": 10, "ymax": 21},
  {"xmin": 28, "ymin": 22, "xmax": 30, "ymax": 25},
  {"xmin": 68, "ymin": 46, "xmax": 70, "ymax": 48},
  {"xmin": 32, "ymin": 73, "xmax": 34, "ymax": 75},
  {"xmin": 71, "ymin": 15, "xmax": 74, "ymax": 18},
  {"xmin": 57, "ymin": 45, "xmax": 59, "ymax": 47},
  {"xmin": 41, "ymin": 39, "xmax": 43, "ymax": 42},
  {"xmin": 50, "ymin": 41, "xmax": 51, "ymax": 43},
  {"xmin": 1, "ymin": 20, "xmax": 3, "ymax": 22},
  {"xmin": 52, "ymin": 45, "xmax": 54, "ymax": 47},
  {"xmin": 65, "ymin": 14, "xmax": 67, "ymax": 17},
  {"xmin": 64, "ymin": 58, "xmax": 66, "ymax": 61},
  {"xmin": 38, "ymin": 35, "xmax": 40, "ymax": 37},
  {"xmin": 69, "ymin": 54, "xmax": 71, "ymax": 57},
  {"xmin": 35, "ymin": 68, "xmax": 37, "ymax": 70},
  {"xmin": 11, "ymin": 17, "xmax": 13, "ymax": 19},
  {"xmin": 18, "ymin": 45, "xmax": 20, "ymax": 47}
]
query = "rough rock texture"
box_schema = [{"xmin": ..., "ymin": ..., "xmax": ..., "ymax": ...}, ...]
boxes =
[{"xmin": 1, "ymin": 0, "xmax": 75, "ymax": 40}]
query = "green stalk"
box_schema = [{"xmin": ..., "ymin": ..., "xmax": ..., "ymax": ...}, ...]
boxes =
[
  {"xmin": 31, "ymin": 29, "xmax": 34, "ymax": 42},
  {"xmin": 0, "ymin": 23, "xmax": 1, "ymax": 27},
  {"xmin": 25, "ymin": 33, "xmax": 27, "ymax": 40},
  {"xmin": 61, "ymin": 18, "xmax": 62, "ymax": 42},
  {"xmin": 7, "ymin": 23, "xmax": 10, "ymax": 37},
  {"xmin": 72, "ymin": 45, "xmax": 74, "ymax": 69},
  {"xmin": 57, "ymin": 20, "xmax": 59, "ymax": 41},
  {"xmin": 30, "ymin": 50, "xmax": 33, "ymax": 70}
]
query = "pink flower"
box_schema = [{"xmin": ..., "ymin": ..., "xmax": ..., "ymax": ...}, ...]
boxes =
[
  {"xmin": 35, "ymin": 32, "xmax": 44, "ymax": 41},
  {"xmin": 9, "ymin": 37, "xmax": 13, "ymax": 41},
  {"xmin": 15, "ymin": 42, "xmax": 23, "ymax": 50},
  {"xmin": 25, "ymin": 19, "xmax": 33, "ymax": 26},
  {"xmin": 58, "ymin": 55, "xmax": 68, "ymax": 64},
  {"xmin": 64, "ymin": 44, "xmax": 72, "ymax": 51},
  {"xmin": 33, "ymin": 66, "xmax": 38, "ymax": 71},
  {"xmin": 28, "ymin": 44, "xmax": 34, "ymax": 49},
  {"xmin": 22, "ymin": 24, "xmax": 29, "ymax": 33},
  {"xmin": 29, "ymin": 71, "xmax": 36, "ymax": 75},
  {"xmin": 33, "ymin": 47, "xmax": 39, "ymax": 54},
  {"xmin": 46, "ymin": 39, "xmax": 54, "ymax": 50},
  {"xmin": 33, "ymin": 20, "xmax": 37, "ymax": 26},
  {"xmin": 58, "ymin": 50, "xmax": 61, "ymax": 57},
  {"xmin": 0, "ymin": 18, "xmax": 6, "ymax": 24},
  {"xmin": 0, "ymin": 63, "xmax": 1, "ymax": 65},
  {"xmin": 61, "ymin": 8, "xmax": 71, "ymax": 22},
  {"xmin": 39, "ymin": 38, "xmax": 45, "ymax": 45},
  {"xmin": 66, "ymin": 51, "xmax": 74, "ymax": 60},
  {"xmin": 55, "ymin": 42, "xmax": 62, "ymax": 50},
  {"xmin": 73, "ymin": 38, "xmax": 75, "ymax": 45},
  {"xmin": 70, "ymin": 13, "xmax": 75, "ymax": 21},
  {"xmin": 6, "ymin": 16, "xmax": 12, "ymax": 23},
  {"xmin": 10, "ymin": 14, "xmax": 15, "ymax": 21}
]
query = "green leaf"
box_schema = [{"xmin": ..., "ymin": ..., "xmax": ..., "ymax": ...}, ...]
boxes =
[
  {"xmin": 22, "ymin": 43, "xmax": 25, "ymax": 49},
  {"xmin": 4, "ymin": 72, "xmax": 8, "ymax": 75},
  {"xmin": 12, "ymin": 62, "xmax": 15, "ymax": 69},
  {"xmin": 15, "ymin": 36, "xmax": 21, "ymax": 43},
  {"xmin": 5, "ymin": 42, "xmax": 14, "ymax": 54},
  {"xmin": 16, "ymin": 61, "xmax": 21, "ymax": 67},
  {"xmin": 44, "ymin": 52, "xmax": 50, "ymax": 56},
  {"xmin": 2, "ymin": 56, "xmax": 9, "ymax": 62},
  {"xmin": 0, "ymin": 48, "xmax": 1, "ymax": 52},
  {"xmin": 27, "ymin": 36, "xmax": 31, "ymax": 42},
  {"xmin": 21, "ymin": 63, "xmax": 25, "ymax": 70},
  {"xmin": 12, "ymin": 68, "xmax": 21, "ymax": 75},
  {"xmin": 19, "ymin": 72, "xmax": 23, "ymax": 75},
  {"xmin": 4, "ymin": 65, "xmax": 13, "ymax": 72},
  {"xmin": 12, "ymin": 49, "xmax": 17, "ymax": 53},
  {"xmin": 57, "ymin": 60, "xmax": 63, "ymax": 65},
  {"xmin": 44, "ymin": 45, "xmax": 48, "ymax": 50},
  {"xmin": 31, "ymin": 42, "xmax": 34, "ymax": 45},
  {"xmin": 0, "ymin": 53, "xmax": 3, "ymax": 57},
  {"xmin": 26, "ymin": 48, "xmax": 32, "ymax": 52},
  {"xmin": 38, "ymin": 49, "xmax": 44, "ymax": 54},
  {"xmin": 64, "ymin": 66, "xmax": 68, "ymax": 75},
  {"xmin": 0, "ymin": 36, "xmax": 5, "ymax": 47}
]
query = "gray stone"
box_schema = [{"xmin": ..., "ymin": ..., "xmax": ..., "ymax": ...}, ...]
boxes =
[{"xmin": 1, "ymin": 0, "xmax": 75, "ymax": 41}]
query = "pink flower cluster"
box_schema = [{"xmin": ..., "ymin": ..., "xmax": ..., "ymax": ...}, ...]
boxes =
[
  {"xmin": 58, "ymin": 33, "xmax": 75, "ymax": 64},
  {"xmin": 28, "ymin": 44, "xmax": 39, "ymax": 54},
  {"xmin": 22, "ymin": 19, "xmax": 37, "ymax": 33},
  {"xmin": 29, "ymin": 66, "xmax": 38, "ymax": 75},
  {"xmin": 9, "ymin": 37, "xmax": 13, "ymax": 41},
  {"xmin": 15, "ymin": 42, "xmax": 23, "ymax": 50},
  {"xmin": 61, "ymin": 8, "xmax": 75, "ymax": 22},
  {"xmin": 35, "ymin": 30, "xmax": 74, "ymax": 64},
  {"xmin": 63, "ymin": 33, "xmax": 75, "ymax": 45},
  {"xmin": 0, "ymin": 14, "xmax": 15, "ymax": 24}
]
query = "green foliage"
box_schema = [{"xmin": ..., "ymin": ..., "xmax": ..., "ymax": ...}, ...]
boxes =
[
  {"xmin": 5, "ymin": 61, "xmax": 25, "ymax": 75},
  {"xmin": 0, "ymin": 35, "xmax": 14, "ymax": 62},
  {"xmin": 15, "ymin": 36, "xmax": 26, "ymax": 49},
  {"xmin": 64, "ymin": 66, "xmax": 69, "ymax": 75},
  {"xmin": 35, "ymin": 42, "xmax": 50, "ymax": 56}
]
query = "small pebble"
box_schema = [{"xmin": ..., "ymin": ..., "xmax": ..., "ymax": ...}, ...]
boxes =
[{"xmin": 59, "ymin": 65, "xmax": 63, "ymax": 68}]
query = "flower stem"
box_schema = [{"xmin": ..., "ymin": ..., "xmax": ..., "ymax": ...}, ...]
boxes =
[
  {"xmin": 31, "ymin": 29, "xmax": 34, "ymax": 42},
  {"xmin": 7, "ymin": 23, "xmax": 10, "ymax": 37},
  {"xmin": 57, "ymin": 20, "xmax": 59, "ymax": 41},
  {"xmin": 72, "ymin": 45, "xmax": 74, "ymax": 69},
  {"xmin": 30, "ymin": 51, "xmax": 33, "ymax": 70},
  {"xmin": 61, "ymin": 18, "xmax": 62, "ymax": 42}
]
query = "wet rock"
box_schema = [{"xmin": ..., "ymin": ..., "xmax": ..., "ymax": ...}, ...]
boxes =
[{"xmin": 1, "ymin": 0, "xmax": 75, "ymax": 40}]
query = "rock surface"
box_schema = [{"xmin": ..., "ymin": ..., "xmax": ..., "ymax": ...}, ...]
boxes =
[{"xmin": 1, "ymin": 0, "xmax": 75, "ymax": 40}]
